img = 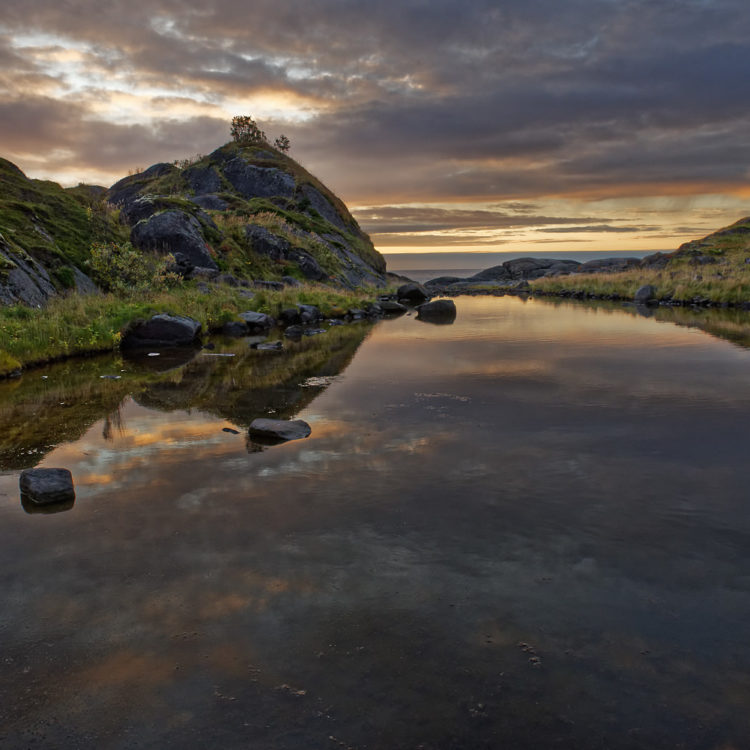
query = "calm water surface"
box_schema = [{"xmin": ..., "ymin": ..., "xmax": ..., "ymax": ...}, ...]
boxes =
[{"xmin": 1, "ymin": 297, "xmax": 750, "ymax": 749}]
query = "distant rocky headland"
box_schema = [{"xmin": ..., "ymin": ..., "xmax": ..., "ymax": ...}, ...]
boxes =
[{"xmin": 422, "ymin": 218, "xmax": 750, "ymax": 309}]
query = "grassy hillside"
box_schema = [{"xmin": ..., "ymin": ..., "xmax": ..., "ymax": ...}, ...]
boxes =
[
  {"xmin": 0, "ymin": 158, "xmax": 126, "ymax": 289},
  {"xmin": 533, "ymin": 217, "xmax": 750, "ymax": 305}
]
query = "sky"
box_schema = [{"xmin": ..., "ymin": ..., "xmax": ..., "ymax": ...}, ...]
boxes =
[{"xmin": 1, "ymin": 0, "xmax": 749, "ymax": 257}]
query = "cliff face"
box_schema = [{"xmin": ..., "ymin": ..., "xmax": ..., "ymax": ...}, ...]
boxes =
[{"xmin": 0, "ymin": 142, "xmax": 386, "ymax": 306}]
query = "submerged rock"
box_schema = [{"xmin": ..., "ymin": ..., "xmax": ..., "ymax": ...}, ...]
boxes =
[
  {"xmin": 20, "ymin": 468, "xmax": 75, "ymax": 506},
  {"xmin": 249, "ymin": 418, "xmax": 312, "ymax": 442}
]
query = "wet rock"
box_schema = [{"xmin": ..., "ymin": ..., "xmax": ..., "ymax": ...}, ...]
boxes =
[
  {"xmin": 249, "ymin": 418, "xmax": 312, "ymax": 442},
  {"xmin": 222, "ymin": 427, "xmax": 240, "ymax": 434},
  {"xmin": 282, "ymin": 276, "xmax": 302, "ymax": 287},
  {"xmin": 348, "ymin": 308, "xmax": 366, "ymax": 320},
  {"xmin": 122, "ymin": 314, "xmax": 202, "ymax": 348},
  {"xmin": 416, "ymin": 299, "xmax": 457, "ymax": 323},
  {"xmin": 634, "ymin": 284, "xmax": 657, "ymax": 304},
  {"xmin": 20, "ymin": 468, "xmax": 75, "ymax": 506},
  {"xmin": 397, "ymin": 282, "xmax": 429, "ymax": 303},
  {"xmin": 298, "ymin": 304, "xmax": 321, "ymax": 323},
  {"xmin": 379, "ymin": 300, "xmax": 408, "ymax": 314},
  {"xmin": 303, "ymin": 328, "xmax": 326, "ymax": 336},
  {"xmin": 222, "ymin": 321, "xmax": 248, "ymax": 337},
  {"xmin": 239, "ymin": 311, "xmax": 275, "ymax": 331},
  {"xmin": 279, "ymin": 308, "xmax": 302, "ymax": 325},
  {"xmin": 254, "ymin": 341, "xmax": 284, "ymax": 351},
  {"xmin": 284, "ymin": 325, "xmax": 304, "ymax": 338}
]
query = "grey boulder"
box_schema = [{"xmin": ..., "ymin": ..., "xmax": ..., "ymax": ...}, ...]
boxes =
[
  {"xmin": 239, "ymin": 311, "xmax": 275, "ymax": 331},
  {"xmin": 20, "ymin": 468, "xmax": 75, "ymax": 505},
  {"xmin": 416, "ymin": 299, "xmax": 457, "ymax": 323},
  {"xmin": 397, "ymin": 282, "xmax": 429, "ymax": 303},
  {"xmin": 249, "ymin": 418, "xmax": 311, "ymax": 442},
  {"xmin": 122, "ymin": 314, "xmax": 202, "ymax": 348},
  {"xmin": 634, "ymin": 284, "xmax": 657, "ymax": 304}
]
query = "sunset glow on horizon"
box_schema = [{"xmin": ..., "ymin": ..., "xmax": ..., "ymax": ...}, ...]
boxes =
[{"xmin": 1, "ymin": 1, "xmax": 748, "ymax": 256}]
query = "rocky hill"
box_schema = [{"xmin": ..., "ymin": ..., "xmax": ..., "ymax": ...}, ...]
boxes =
[{"xmin": 0, "ymin": 142, "xmax": 387, "ymax": 306}]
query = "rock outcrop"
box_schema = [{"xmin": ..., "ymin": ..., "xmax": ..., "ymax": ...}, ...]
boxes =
[{"xmin": 106, "ymin": 142, "xmax": 387, "ymax": 290}]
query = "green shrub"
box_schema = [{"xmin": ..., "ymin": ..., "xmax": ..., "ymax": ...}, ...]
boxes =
[{"xmin": 86, "ymin": 242, "xmax": 181, "ymax": 294}]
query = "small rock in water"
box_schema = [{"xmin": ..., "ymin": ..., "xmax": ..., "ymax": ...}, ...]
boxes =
[
  {"xmin": 203, "ymin": 342, "xmax": 216, "ymax": 350},
  {"xmin": 99, "ymin": 374, "xmax": 122, "ymax": 380},
  {"xmin": 20, "ymin": 468, "xmax": 75, "ymax": 506},
  {"xmin": 416, "ymin": 299, "xmax": 457, "ymax": 323},
  {"xmin": 284, "ymin": 325, "xmax": 304, "ymax": 339},
  {"xmin": 249, "ymin": 418, "xmax": 312, "ymax": 442},
  {"xmin": 222, "ymin": 427, "xmax": 240, "ymax": 434},
  {"xmin": 148, "ymin": 352, "xmax": 161, "ymax": 357},
  {"xmin": 254, "ymin": 341, "xmax": 283, "ymax": 351},
  {"xmin": 303, "ymin": 328, "xmax": 326, "ymax": 336}
]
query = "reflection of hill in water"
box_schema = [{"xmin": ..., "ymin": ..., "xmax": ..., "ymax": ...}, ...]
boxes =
[
  {"xmin": 535, "ymin": 296, "xmax": 750, "ymax": 349},
  {"xmin": 134, "ymin": 324, "xmax": 371, "ymax": 422},
  {"xmin": 0, "ymin": 323, "xmax": 372, "ymax": 471}
]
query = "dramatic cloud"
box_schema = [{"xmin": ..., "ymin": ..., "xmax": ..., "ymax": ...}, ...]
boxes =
[{"xmin": 1, "ymin": 0, "xmax": 749, "ymax": 251}]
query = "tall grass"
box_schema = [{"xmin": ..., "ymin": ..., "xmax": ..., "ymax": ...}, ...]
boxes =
[
  {"xmin": 532, "ymin": 259, "xmax": 750, "ymax": 304},
  {"xmin": 0, "ymin": 282, "xmax": 381, "ymax": 376}
]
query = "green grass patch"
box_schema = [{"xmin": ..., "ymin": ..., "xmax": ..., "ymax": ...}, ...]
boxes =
[{"xmin": 0, "ymin": 282, "xmax": 382, "ymax": 373}]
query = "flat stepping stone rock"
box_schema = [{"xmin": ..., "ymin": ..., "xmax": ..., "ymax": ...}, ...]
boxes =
[
  {"xmin": 20, "ymin": 468, "xmax": 75, "ymax": 505},
  {"xmin": 249, "ymin": 418, "xmax": 311, "ymax": 442}
]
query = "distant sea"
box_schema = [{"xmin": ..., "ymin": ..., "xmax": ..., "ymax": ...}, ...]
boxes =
[{"xmin": 383, "ymin": 250, "xmax": 655, "ymax": 284}]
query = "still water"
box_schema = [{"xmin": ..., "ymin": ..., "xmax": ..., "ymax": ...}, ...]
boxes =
[{"xmin": 1, "ymin": 296, "xmax": 750, "ymax": 749}]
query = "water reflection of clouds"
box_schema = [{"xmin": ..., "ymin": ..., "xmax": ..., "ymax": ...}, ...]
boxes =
[{"xmin": 2, "ymin": 296, "xmax": 750, "ymax": 746}]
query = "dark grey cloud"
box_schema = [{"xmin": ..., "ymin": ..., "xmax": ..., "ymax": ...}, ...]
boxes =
[
  {"xmin": 356, "ymin": 206, "xmax": 607, "ymax": 234},
  {"xmin": 1, "ymin": 0, "xmax": 748, "ymax": 207},
  {"xmin": 538, "ymin": 225, "xmax": 660, "ymax": 234}
]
